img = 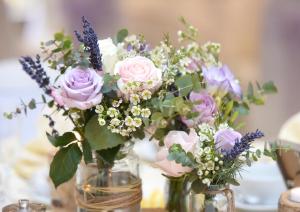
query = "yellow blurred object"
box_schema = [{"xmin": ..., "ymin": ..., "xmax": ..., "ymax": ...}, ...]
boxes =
[
  {"xmin": 141, "ymin": 189, "xmax": 165, "ymax": 208},
  {"xmin": 13, "ymin": 138, "xmax": 53, "ymax": 179}
]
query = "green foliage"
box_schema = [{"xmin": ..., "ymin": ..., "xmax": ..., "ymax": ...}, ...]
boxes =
[
  {"xmin": 175, "ymin": 74, "xmax": 193, "ymax": 96},
  {"xmin": 49, "ymin": 143, "xmax": 82, "ymax": 188},
  {"xmin": 28, "ymin": 99, "xmax": 36, "ymax": 109},
  {"xmin": 116, "ymin": 29, "xmax": 128, "ymax": 43},
  {"xmin": 191, "ymin": 179, "xmax": 206, "ymax": 194},
  {"xmin": 262, "ymin": 81, "xmax": 278, "ymax": 94},
  {"xmin": 47, "ymin": 132, "xmax": 77, "ymax": 147},
  {"xmin": 101, "ymin": 73, "xmax": 119, "ymax": 93},
  {"xmin": 84, "ymin": 115, "xmax": 125, "ymax": 150},
  {"xmin": 81, "ymin": 140, "xmax": 93, "ymax": 164},
  {"xmin": 168, "ymin": 144, "xmax": 195, "ymax": 167},
  {"xmin": 95, "ymin": 145, "xmax": 121, "ymax": 168}
]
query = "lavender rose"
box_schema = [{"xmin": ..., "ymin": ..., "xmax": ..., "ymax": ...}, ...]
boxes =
[
  {"xmin": 51, "ymin": 67, "xmax": 104, "ymax": 110},
  {"xmin": 214, "ymin": 128, "xmax": 242, "ymax": 153},
  {"xmin": 202, "ymin": 65, "xmax": 242, "ymax": 99},
  {"xmin": 182, "ymin": 91, "xmax": 217, "ymax": 127}
]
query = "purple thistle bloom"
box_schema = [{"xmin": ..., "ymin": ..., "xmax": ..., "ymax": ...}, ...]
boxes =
[
  {"xmin": 224, "ymin": 129, "xmax": 264, "ymax": 161},
  {"xmin": 75, "ymin": 16, "xmax": 102, "ymax": 70},
  {"xmin": 19, "ymin": 55, "xmax": 51, "ymax": 95}
]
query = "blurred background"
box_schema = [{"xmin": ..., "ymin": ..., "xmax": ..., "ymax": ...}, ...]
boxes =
[{"xmin": 0, "ymin": 0, "xmax": 300, "ymax": 211}]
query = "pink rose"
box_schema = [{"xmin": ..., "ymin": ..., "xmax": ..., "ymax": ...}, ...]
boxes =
[
  {"xmin": 51, "ymin": 67, "xmax": 104, "ymax": 110},
  {"xmin": 154, "ymin": 130, "xmax": 198, "ymax": 177},
  {"xmin": 114, "ymin": 56, "xmax": 162, "ymax": 94}
]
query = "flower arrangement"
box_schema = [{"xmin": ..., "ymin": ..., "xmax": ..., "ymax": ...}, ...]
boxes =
[{"xmin": 5, "ymin": 17, "xmax": 278, "ymax": 210}]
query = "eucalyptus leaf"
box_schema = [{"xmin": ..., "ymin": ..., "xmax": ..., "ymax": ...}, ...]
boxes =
[{"xmin": 116, "ymin": 29, "xmax": 128, "ymax": 43}]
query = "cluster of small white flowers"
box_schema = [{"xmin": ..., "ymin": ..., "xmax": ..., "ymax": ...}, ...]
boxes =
[
  {"xmin": 150, "ymin": 41, "xmax": 171, "ymax": 68},
  {"xmin": 198, "ymin": 123, "xmax": 216, "ymax": 135},
  {"xmin": 218, "ymin": 122, "xmax": 229, "ymax": 130},
  {"xmin": 95, "ymin": 94, "xmax": 152, "ymax": 136}
]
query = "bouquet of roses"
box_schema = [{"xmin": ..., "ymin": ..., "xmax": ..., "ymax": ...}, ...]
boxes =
[{"xmin": 5, "ymin": 16, "xmax": 278, "ymax": 211}]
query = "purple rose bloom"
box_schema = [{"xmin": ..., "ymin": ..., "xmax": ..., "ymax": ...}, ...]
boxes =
[
  {"xmin": 202, "ymin": 65, "xmax": 242, "ymax": 99},
  {"xmin": 51, "ymin": 67, "xmax": 104, "ymax": 110},
  {"xmin": 214, "ymin": 128, "xmax": 242, "ymax": 153},
  {"xmin": 182, "ymin": 91, "xmax": 217, "ymax": 127}
]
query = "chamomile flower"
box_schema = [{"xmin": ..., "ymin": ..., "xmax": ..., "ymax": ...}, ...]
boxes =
[
  {"xmin": 131, "ymin": 106, "xmax": 141, "ymax": 116},
  {"xmin": 133, "ymin": 118, "xmax": 142, "ymax": 127},
  {"xmin": 110, "ymin": 118, "xmax": 121, "ymax": 126},
  {"xmin": 107, "ymin": 107, "xmax": 119, "ymax": 118},
  {"xmin": 130, "ymin": 94, "xmax": 140, "ymax": 105},
  {"xmin": 206, "ymin": 161, "xmax": 215, "ymax": 171},
  {"xmin": 98, "ymin": 118, "xmax": 106, "ymax": 126},
  {"xmin": 95, "ymin": 105, "xmax": 104, "ymax": 114},
  {"xmin": 141, "ymin": 90, "xmax": 152, "ymax": 100},
  {"xmin": 125, "ymin": 116, "xmax": 134, "ymax": 126},
  {"xmin": 202, "ymin": 178, "xmax": 211, "ymax": 186},
  {"xmin": 141, "ymin": 108, "xmax": 151, "ymax": 118},
  {"xmin": 112, "ymin": 100, "xmax": 122, "ymax": 107}
]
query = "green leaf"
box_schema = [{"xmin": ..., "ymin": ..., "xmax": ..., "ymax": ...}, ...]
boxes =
[
  {"xmin": 3, "ymin": 112, "xmax": 13, "ymax": 120},
  {"xmin": 262, "ymin": 81, "xmax": 277, "ymax": 94},
  {"xmin": 49, "ymin": 143, "xmax": 82, "ymax": 188},
  {"xmin": 96, "ymin": 145, "xmax": 121, "ymax": 167},
  {"xmin": 63, "ymin": 39, "xmax": 72, "ymax": 49},
  {"xmin": 236, "ymin": 103, "xmax": 249, "ymax": 115},
  {"xmin": 47, "ymin": 132, "xmax": 77, "ymax": 147},
  {"xmin": 28, "ymin": 99, "xmax": 36, "ymax": 109},
  {"xmin": 54, "ymin": 32, "xmax": 64, "ymax": 41},
  {"xmin": 247, "ymin": 83, "xmax": 254, "ymax": 98},
  {"xmin": 132, "ymin": 129, "xmax": 145, "ymax": 140},
  {"xmin": 84, "ymin": 115, "xmax": 125, "ymax": 150},
  {"xmin": 41, "ymin": 95, "xmax": 47, "ymax": 103},
  {"xmin": 48, "ymin": 100, "xmax": 54, "ymax": 108},
  {"xmin": 191, "ymin": 179, "xmax": 206, "ymax": 194},
  {"xmin": 82, "ymin": 140, "xmax": 93, "ymax": 164},
  {"xmin": 175, "ymin": 74, "xmax": 193, "ymax": 96},
  {"xmin": 191, "ymin": 73, "xmax": 202, "ymax": 91},
  {"xmin": 116, "ymin": 29, "xmax": 128, "ymax": 43},
  {"xmin": 229, "ymin": 111, "xmax": 239, "ymax": 124},
  {"xmin": 224, "ymin": 100, "xmax": 233, "ymax": 117},
  {"xmin": 227, "ymin": 178, "xmax": 240, "ymax": 186}
]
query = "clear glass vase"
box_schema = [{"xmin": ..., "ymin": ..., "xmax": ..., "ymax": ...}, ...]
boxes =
[
  {"xmin": 165, "ymin": 177, "xmax": 189, "ymax": 212},
  {"xmin": 189, "ymin": 185, "xmax": 235, "ymax": 212},
  {"xmin": 76, "ymin": 156, "xmax": 141, "ymax": 212}
]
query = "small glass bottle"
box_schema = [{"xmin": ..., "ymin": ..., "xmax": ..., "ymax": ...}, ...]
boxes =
[
  {"xmin": 189, "ymin": 185, "xmax": 234, "ymax": 212},
  {"xmin": 2, "ymin": 199, "xmax": 47, "ymax": 212}
]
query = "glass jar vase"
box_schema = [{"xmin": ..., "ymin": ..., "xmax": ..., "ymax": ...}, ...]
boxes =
[
  {"xmin": 75, "ymin": 156, "xmax": 141, "ymax": 212},
  {"xmin": 189, "ymin": 185, "xmax": 235, "ymax": 212}
]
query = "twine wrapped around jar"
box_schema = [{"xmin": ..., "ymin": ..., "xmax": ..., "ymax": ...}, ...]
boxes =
[
  {"xmin": 75, "ymin": 174, "xmax": 142, "ymax": 211},
  {"xmin": 205, "ymin": 187, "xmax": 235, "ymax": 212},
  {"xmin": 279, "ymin": 190, "xmax": 300, "ymax": 212}
]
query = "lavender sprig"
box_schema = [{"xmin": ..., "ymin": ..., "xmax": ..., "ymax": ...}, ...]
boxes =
[
  {"xmin": 19, "ymin": 55, "xmax": 51, "ymax": 95},
  {"xmin": 75, "ymin": 16, "xmax": 102, "ymax": 70},
  {"xmin": 224, "ymin": 129, "xmax": 264, "ymax": 161}
]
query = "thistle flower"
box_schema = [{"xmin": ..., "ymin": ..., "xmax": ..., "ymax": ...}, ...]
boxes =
[
  {"xmin": 19, "ymin": 55, "xmax": 51, "ymax": 95},
  {"xmin": 224, "ymin": 130, "xmax": 264, "ymax": 161},
  {"xmin": 75, "ymin": 16, "xmax": 102, "ymax": 70}
]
